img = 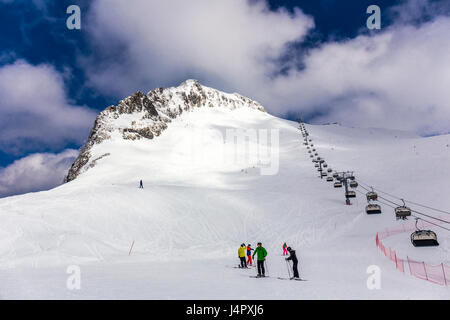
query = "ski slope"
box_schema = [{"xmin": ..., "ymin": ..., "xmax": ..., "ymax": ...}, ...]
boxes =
[{"xmin": 0, "ymin": 103, "xmax": 449, "ymax": 299}]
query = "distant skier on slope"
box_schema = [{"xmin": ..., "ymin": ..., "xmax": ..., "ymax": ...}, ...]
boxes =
[
  {"xmin": 238, "ymin": 243, "xmax": 247, "ymax": 268},
  {"xmin": 252, "ymin": 242, "xmax": 267, "ymax": 277},
  {"xmin": 139, "ymin": 180, "xmax": 144, "ymax": 189},
  {"xmin": 246, "ymin": 244, "xmax": 254, "ymax": 266},
  {"xmin": 285, "ymin": 246, "xmax": 300, "ymax": 279},
  {"xmin": 282, "ymin": 242, "xmax": 288, "ymax": 256}
]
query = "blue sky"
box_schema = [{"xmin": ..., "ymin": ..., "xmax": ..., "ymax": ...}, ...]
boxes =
[{"xmin": 0, "ymin": 0, "xmax": 449, "ymax": 197}]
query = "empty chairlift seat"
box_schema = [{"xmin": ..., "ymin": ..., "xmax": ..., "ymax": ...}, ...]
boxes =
[
  {"xmin": 410, "ymin": 230, "xmax": 439, "ymax": 247},
  {"xmin": 365, "ymin": 204, "xmax": 381, "ymax": 214},
  {"xmin": 321, "ymin": 172, "xmax": 327, "ymax": 176},
  {"xmin": 345, "ymin": 191, "xmax": 356, "ymax": 198},
  {"xmin": 333, "ymin": 173, "xmax": 339, "ymax": 178},
  {"xmin": 327, "ymin": 168, "xmax": 332, "ymax": 173},
  {"xmin": 349, "ymin": 181, "xmax": 358, "ymax": 188},
  {"xmin": 327, "ymin": 177, "xmax": 334, "ymax": 182},
  {"xmin": 334, "ymin": 181, "xmax": 342, "ymax": 188}
]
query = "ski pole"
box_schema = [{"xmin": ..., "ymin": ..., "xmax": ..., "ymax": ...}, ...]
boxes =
[
  {"xmin": 264, "ymin": 259, "xmax": 269, "ymax": 276},
  {"xmin": 285, "ymin": 259, "xmax": 291, "ymax": 278}
]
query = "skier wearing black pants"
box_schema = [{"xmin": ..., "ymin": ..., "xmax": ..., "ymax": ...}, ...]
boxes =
[
  {"xmin": 252, "ymin": 242, "xmax": 268, "ymax": 277},
  {"xmin": 238, "ymin": 243, "xmax": 247, "ymax": 268},
  {"xmin": 285, "ymin": 247, "xmax": 299, "ymax": 279}
]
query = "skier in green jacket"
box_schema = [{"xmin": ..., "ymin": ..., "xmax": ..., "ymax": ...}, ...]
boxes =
[{"xmin": 252, "ymin": 242, "xmax": 267, "ymax": 277}]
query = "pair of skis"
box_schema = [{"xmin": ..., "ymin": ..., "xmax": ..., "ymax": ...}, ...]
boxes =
[
  {"xmin": 249, "ymin": 275, "xmax": 307, "ymax": 281},
  {"xmin": 276, "ymin": 277, "xmax": 307, "ymax": 281}
]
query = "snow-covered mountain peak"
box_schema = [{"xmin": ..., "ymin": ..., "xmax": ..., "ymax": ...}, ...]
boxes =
[{"xmin": 64, "ymin": 80, "xmax": 266, "ymax": 182}]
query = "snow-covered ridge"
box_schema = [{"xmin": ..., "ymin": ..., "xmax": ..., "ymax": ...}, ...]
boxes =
[{"xmin": 64, "ymin": 80, "xmax": 266, "ymax": 182}]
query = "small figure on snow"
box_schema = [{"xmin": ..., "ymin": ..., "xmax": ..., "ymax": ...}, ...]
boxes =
[
  {"xmin": 285, "ymin": 246, "xmax": 300, "ymax": 280},
  {"xmin": 252, "ymin": 242, "xmax": 267, "ymax": 277},
  {"xmin": 246, "ymin": 244, "xmax": 254, "ymax": 266},
  {"xmin": 238, "ymin": 243, "xmax": 247, "ymax": 268},
  {"xmin": 282, "ymin": 242, "xmax": 288, "ymax": 256},
  {"xmin": 139, "ymin": 180, "xmax": 144, "ymax": 189}
]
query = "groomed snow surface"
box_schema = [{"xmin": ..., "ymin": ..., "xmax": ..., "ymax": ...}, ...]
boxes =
[{"xmin": 0, "ymin": 107, "xmax": 448, "ymax": 299}]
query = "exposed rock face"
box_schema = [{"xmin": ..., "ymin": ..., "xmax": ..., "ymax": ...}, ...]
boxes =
[{"xmin": 64, "ymin": 79, "xmax": 266, "ymax": 182}]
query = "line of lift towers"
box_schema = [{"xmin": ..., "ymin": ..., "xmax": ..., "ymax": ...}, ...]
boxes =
[{"xmin": 297, "ymin": 119, "xmax": 439, "ymax": 247}]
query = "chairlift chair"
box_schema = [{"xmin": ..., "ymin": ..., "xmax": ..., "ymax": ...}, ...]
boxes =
[
  {"xmin": 365, "ymin": 204, "xmax": 382, "ymax": 214},
  {"xmin": 334, "ymin": 182, "xmax": 342, "ymax": 188},
  {"xmin": 345, "ymin": 191, "xmax": 356, "ymax": 198},
  {"xmin": 327, "ymin": 177, "xmax": 334, "ymax": 182},
  {"xmin": 327, "ymin": 168, "xmax": 332, "ymax": 173},
  {"xmin": 366, "ymin": 189, "xmax": 378, "ymax": 201},
  {"xmin": 349, "ymin": 181, "xmax": 358, "ymax": 188},
  {"xmin": 411, "ymin": 219, "xmax": 439, "ymax": 247},
  {"xmin": 395, "ymin": 199, "xmax": 411, "ymax": 220},
  {"xmin": 321, "ymin": 172, "xmax": 327, "ymax": 177},
  {"xmin": 411, "ymin": 230, "xmax": 439, "ymax": 247}
]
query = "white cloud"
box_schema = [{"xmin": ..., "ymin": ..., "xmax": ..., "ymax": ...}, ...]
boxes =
[
  {"xmin": 83, "ymin": 0, "xmax": 450, "ymax": 135},
  {"xmin": 268, "ymin": 17, "xmax": 450, "ymax": 135},
  {"xmin": 0, "ymin": 60, "xmax": 97, "ymax": 154},
  {"xmin": 83, "ymin": 0, "xmax": 314, "ymax": 96},
  {"xmin": 0, "ymin": 149, "xmax": 78, "ymax": 198}
]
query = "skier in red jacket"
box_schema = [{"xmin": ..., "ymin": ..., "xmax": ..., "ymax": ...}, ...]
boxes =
[{"xmin": 246, "ymin": 244, "xmax": 254, "ymax": 266}]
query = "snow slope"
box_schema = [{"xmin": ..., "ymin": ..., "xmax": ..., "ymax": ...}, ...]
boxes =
[{"xmin": 0, "ymin": 82, "xmax": 448, "ymax": 299}]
